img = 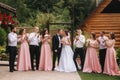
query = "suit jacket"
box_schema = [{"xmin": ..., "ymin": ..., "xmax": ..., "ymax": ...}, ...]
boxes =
[{"xmin": 52, "ymin": 34, "xmax": 62, "ymax": 51}]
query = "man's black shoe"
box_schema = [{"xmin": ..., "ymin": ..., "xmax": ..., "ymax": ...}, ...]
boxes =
[
  {"xmin": 10, "ymin": 70, "xmax": 13, "ymax": 72},
  {"xmin": 32, "ymin": 69, "xmax": 35, "ymax": 71},
  {"xmin": 52, "ymin": 68, "xmax": 54, "ymax": 71}
]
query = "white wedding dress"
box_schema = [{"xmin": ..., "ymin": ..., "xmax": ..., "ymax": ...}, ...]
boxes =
[{"xmin": 56, "ymin": 36, "xmax": 76, "ymax": 72}]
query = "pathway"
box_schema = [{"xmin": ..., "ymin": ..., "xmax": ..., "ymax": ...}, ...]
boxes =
[{"xmin": 0, "ymin": 61, "xmax": 81, "ymax": 80}]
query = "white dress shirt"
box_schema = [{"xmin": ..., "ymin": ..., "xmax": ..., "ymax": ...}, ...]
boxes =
[
  {"xmin": 98, "ymin": 35, "xmax": 108, "ymax": 49},
  {"xmin": 74, "ymin": 35, "xmax": 85, "ymax": 48},
  {"xmin": 57, "ymin": 34, "xmax": 61, "ymax": 48},
  {"xmin": 8, "ymin": 32, "xmax": 17, "ymax": 46},
  {"xmin": 28, "ymin": 32, "xmax": 41, "ymax": 46}
]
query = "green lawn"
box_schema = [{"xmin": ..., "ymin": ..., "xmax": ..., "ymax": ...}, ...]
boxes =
[{"xmin": 78, "ymin": 71, "xmax": 120, "ymax": 80}]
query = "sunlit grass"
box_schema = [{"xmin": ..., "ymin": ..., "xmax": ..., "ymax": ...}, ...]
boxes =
[{"xmin": 78, "ymin": 71, "xmax": 120, "ymax": 80}]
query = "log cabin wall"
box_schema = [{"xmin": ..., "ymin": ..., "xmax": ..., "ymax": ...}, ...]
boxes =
[{"xmin": 82, "ymin": 0, "xmax": 120, "ymax": 49}]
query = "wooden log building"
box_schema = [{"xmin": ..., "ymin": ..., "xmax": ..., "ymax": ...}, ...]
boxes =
[{"xmin": 82, "ymin": 0, "xmax": 120, "ymax": 49}]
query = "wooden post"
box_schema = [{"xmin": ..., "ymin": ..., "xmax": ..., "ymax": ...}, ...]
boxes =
[
  {"xmin": 47, "ymin": 20, "xmax": 50, "ymax": 32},
  {"xmin": 71, "ymin": 5, "xmax": 75, "ymax": 49},
  {"xmin": 96, "ymin": 0, "xmax": 99, "ymax": 7}
]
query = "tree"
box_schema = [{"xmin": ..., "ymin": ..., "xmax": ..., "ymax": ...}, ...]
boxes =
[
  {"xmin": 0, "ymin": 28, "xmax": 7, "ymax": 46},
  {"xmin": 16, "ymin": 0, "xmax": 31, "ymax": 23},
  {"xmin": 61, "ymin": 0, "xmax": 96, "ymax": 29},
  {"xmin": 1, "ymin": 0, "xmax": 96, "ymax": 29}
]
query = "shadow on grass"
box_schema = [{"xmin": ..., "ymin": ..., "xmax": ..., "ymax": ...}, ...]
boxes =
[{"xmin": 78, "ymin": 71, "xmax": 120, "ymax": 80}]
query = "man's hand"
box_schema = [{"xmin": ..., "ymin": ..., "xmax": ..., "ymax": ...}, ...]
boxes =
[{"xmin": 76, "ymin": 36, "xmax": 79, "ymax": 41}]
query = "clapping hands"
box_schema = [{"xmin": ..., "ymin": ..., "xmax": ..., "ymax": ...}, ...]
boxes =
[
  {"xmin": 35, "ymin": 33, "xmax": 40, "ymax": 38},
  {"xmin": 75, "ymin": 36, "xmax": 79, "ymax": 41},
  {"xmin": 103, "ymin": 37, "xmax": 108, "ymax": 43}
]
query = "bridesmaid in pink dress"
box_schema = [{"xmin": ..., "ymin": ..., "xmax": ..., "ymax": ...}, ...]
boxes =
[
  {"xmin": 83, "ymin": 32, "xmax": 102, "ymax": 73},
  {"xmin": 17, "ymin": 29, "xmax": 31, "ymax": 71},
  {"xmin": 103, "ymin": 32, "xmax": 120, "ymax": 76},
  {"xmin": 39, "ymin": 28, "xmax": 52, "ymax": 71}
]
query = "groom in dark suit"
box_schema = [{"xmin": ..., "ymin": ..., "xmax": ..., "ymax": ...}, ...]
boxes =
[{"xmin": 52, "ymin": 29, "xmax": 63, "ymax": 71}]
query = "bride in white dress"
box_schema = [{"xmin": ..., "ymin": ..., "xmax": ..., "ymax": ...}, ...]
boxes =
[{"xmin": 56, "ymin": 31, "xmax": 76, "ymax": 72}]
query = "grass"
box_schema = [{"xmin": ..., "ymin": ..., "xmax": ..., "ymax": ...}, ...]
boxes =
[{"xmin": 78, "ymin": 71, "xmax": 120, "ymax": 80}]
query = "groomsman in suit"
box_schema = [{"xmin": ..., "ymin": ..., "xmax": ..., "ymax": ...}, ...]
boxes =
[
  {"xmin": 52, "ymin": 29, "xmax": 63, "ymax": 71},
  {"xmin": 28, "ymin": 27, "xmax": 41, "ymax": 71},
  {"xmin": 98, "ymin": 31, "xmax": 108, "ymax": 72},
  {"xmin": 8, "ymin": 26, "xmax": 17, "ymax": 72},
  {"xmin": 73, "ymin": 29, "xmax": 85, "ymax": 71}
]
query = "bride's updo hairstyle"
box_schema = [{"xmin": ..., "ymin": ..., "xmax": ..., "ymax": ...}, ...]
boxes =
[{"xmin": 65, "ymin": 31, "xmax": 68, "ymax": 36}]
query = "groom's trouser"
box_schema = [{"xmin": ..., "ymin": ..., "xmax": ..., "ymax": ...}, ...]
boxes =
[
  {"xmin": 8, "ymin": 46, "xmax": 17, "ymax": 72},
  {"xmin": 99, "ymin": 48, "xmax": 107, "ymax": 72},
  {"xmin": 52, "ymin": 48, "xmax": 62, "ymax": 69},
  {"xmin": 73, "ymin": 47, "xmax": 85, "ymax": 70},
  {"xmin": 30, "ymin": 45, "xmax": 40, "ymax": 70}
]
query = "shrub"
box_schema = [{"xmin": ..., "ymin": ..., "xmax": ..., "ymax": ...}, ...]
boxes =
[
  {"xmin": 117, "ymin": 48, "xmax": 120, "ymax": 59},
  {"xmin": 0, "ymin": 46, "xmax": 8, "ymax": 61},
  {"xmin": 117, "ymin": 48, "xmax": 120, "ymax": 65},
  {"xmin": 0, "ymin": 53, "xmax": 9, "ymax": 61},
  {"xmin": 0, "ymin": 28, "xmax": 7, "ymax": 46},
  {"xmin": 0, "ymin": 46, "xmax": 6, "ymax": 54}
]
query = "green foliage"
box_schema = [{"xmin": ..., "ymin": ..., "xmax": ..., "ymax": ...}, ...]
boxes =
[
  {"xmin": 117, "ymin": 48, "xmax": 120, "ymax": 59},
  {"xmin": 0, "ymin": 28, "xmax": 7, "ymax": 46},
  {"xmin": 16, "ymin": 0, "xmax": 31, "ymax": 23},
  {"xmin": 0, "ymin": 47, "xmax": 9, "ymax": 60},
  {"xmin": 26, "ymin": 0, "xmax": 60, "ymax": 13},
  {"xmin": 0, "ymin": 46, "xmax": 6, "ymax": 54},
  {"xmin": 1, "ymin": 0, "xmax": 97, "ymax": 30},
  {"xmin": 26, "ymin": 11, "xmax": 55, "ymax": 30},
  {"xmin": 62, "ymin": 0, "xmax": 96, "ymax": 28},
  {"xmin": 35, "ymin": 12, "xmax": 54, "ymax": 27}
]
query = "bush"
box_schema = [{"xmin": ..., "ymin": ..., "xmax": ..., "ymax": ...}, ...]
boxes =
[
  {"xmin": 0, "ymin": 53, "xmax": 9, "ymax": 61},
  {"xmin": 117, "ymin": 48, "xmax": 120, "ymax": 59},
  {"xmin": 0, "ymin": 27, "xmax": 7, "ymax": 46},
  {"xmin": 117, "ymin": 48, "xmax": 120, "ymax": 65},
  {"xmin": 0, "ymin": 46, "xmax": 8, "ymax": 61},
  {"xmin": 0, "ymin": 46, "xmax": 6, "ymax": 54}
]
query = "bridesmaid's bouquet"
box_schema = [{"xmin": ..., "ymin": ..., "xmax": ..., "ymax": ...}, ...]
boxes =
[
  {"xmin": 44, "ymin": 35, "xmax": 50, "ymax": 41},
  {"xmin": 104, "ymin": 37, "xmax": 108, "ymax": 41}
]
